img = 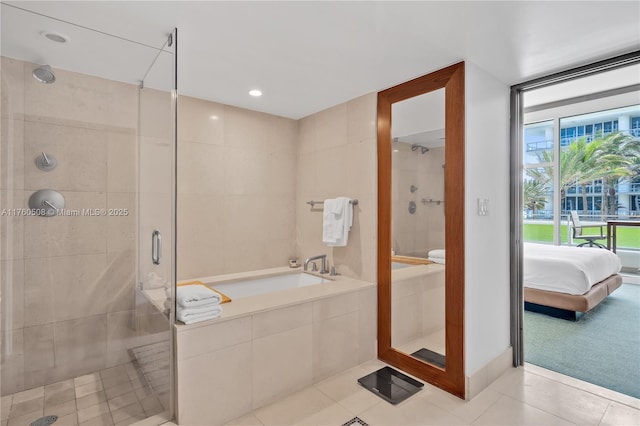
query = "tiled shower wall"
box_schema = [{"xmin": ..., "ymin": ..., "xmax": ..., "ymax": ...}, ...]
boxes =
[
  {"xmin": 392, "ymin": 144, "xmax": 445, "ymax": 257},
  {"xmin": 0, "ymin": 57, "xmax": 144, "ymax": 396}
]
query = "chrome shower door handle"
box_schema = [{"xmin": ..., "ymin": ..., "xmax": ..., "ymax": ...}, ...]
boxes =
[{"xmin": 152, "ymin": 229, "xmax": 162, "ymax": 265}]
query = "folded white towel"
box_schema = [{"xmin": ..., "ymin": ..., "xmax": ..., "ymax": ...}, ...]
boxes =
[
  {"xmin": 428, "ymin": 257, "xmax": 445, "ymax": 264},
  {"xmin": 177, "ymin": 306, "xmax": 223, "ymax": 324},
  {"xmin": 428, "ymin": 249, "xmax": 445, "ymax": 258},
  {"xmin": 322, "ymin": 197, "xmax": 353, "ymax": 247},
  {"xmin": 176, "ymin": 284, "xmax": 222, "ymax": 308},
  {"xmin": 177, "ymin": 302, "xmax": 221, "ymax": 316}
]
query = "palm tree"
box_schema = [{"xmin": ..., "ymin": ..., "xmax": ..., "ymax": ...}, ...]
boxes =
[
  {"xmin": 526, "ymin": 132, "xmax": 638, "ymax": 217},
  {"xmin": 596, "ymin": 132, "xmax": 640, "ymax": 216},
  {"xmin": 526, "ymin": 138, "xmax": 596, "ymax": 211},
  {"xmin": 565, "ymin": 138, "xmax": 606, "ymax": 215},
  {"xmin": 523, "ymin": 179, "xmax": 548, "ymax": 218}
]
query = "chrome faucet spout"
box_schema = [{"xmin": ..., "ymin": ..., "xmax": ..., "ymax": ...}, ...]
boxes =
[{"xmin": 304, "ymin": 254, "xmax": 328, "ymax": 274}]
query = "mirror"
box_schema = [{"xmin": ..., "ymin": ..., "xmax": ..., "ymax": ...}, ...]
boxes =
[
  {"xmin": 391, "ymin": 89, "xmax": 446, "ymax": 364},
  {"xmin": 377, "ymin": 62, "xmax": 465, "ymax": 398}
]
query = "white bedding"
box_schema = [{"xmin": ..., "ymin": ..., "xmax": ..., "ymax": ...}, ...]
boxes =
[{"xmin": 523, "ymin": 243, "xmax": 621, "ymax": 295}]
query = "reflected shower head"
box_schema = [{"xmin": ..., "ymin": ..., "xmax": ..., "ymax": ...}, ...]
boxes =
[
  {"xmin": 32, "ymin": 65, "xmax": 56, "ymax": 84},
  {"xmin": 411, "ymin": 144, "xmax": 429, "ymax": 154}
]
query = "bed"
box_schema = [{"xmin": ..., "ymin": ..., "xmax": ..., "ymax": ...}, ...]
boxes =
[{"xmin": 523, "ymin": 242, "xmax": 622, "ymax": 320}]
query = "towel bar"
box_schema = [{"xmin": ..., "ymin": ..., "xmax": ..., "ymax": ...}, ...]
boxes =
[{"xmin": 306, "ymin": 199, "xmax": 358, "ymax": 207}]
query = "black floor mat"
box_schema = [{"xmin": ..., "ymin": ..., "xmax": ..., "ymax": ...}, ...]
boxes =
[
  {"xmin": 357, "ymin": 366, "xmax": 423, "ymax": 404},
  {"xmin": 411, "ymin": 348, "xmax": 446, "ymax": 368}
]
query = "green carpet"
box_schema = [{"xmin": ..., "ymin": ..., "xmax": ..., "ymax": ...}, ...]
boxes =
[{"xmin": 524, "ymin": 283, "xmax": 640, "ymax": 399}]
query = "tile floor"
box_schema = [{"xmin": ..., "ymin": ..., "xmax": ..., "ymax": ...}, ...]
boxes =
[
  {"xmin": 6, "ymin": 356, "xmax": 638, "ymax": 426},
  {"xmin": 215, "ymin": 360, "xmax": 640, "ymax": 426},
  {"xmin": 1, "ymin": 362, "xmax": 164, "ymax": 426}
]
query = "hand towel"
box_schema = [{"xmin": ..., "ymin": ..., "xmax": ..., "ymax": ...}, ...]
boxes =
[
  {"xmin": 322, "ymin": 197, "xmax": 353, "ymax": 247},
  {"xmin": 176, "ymin": 282, "xmax": 222, "ymax": 307},
  {"xmin": 177, "ymin": 306, "xmax": 223, "ymax": 324},
  {"xmin": 322, "ymin": 198, "xmax": 343, "ymax": 243}
]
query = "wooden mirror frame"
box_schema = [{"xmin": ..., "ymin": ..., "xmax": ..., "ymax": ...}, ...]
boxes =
[{"xmin": 377, "ymin": 62, "xmax": 465, "ymax": 399}]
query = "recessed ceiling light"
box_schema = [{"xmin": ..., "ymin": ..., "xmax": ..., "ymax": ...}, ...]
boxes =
[
  {"xmin": 249, "ymin": 89, "xmax": 262, "ymax": 97},
  {"xmin": 209, "ymin": 115, "xmax": 219, "ymax": 120},
  {"xmin": 40, "ymin": 31, "xmax": 69, "ymax": 44}
]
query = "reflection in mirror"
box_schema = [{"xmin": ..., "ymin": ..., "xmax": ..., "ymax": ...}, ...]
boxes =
[
  {"xmin": 390, "ymin": 89, "xmax": 447, "ymax": 368},
  {"xmin": 392, "ymin": 89, "xmax": 445, "ymax": 259}
]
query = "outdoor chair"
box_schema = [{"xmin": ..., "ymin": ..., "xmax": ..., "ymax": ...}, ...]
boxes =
[{"xmin": 569, "ymin": 210, "xmax": 607, "ymax": 249}]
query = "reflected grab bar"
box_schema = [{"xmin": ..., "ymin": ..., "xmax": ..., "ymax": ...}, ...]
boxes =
[{"xmin": 306, "ymin": 199, "xmax": 359, "ymax": 208}]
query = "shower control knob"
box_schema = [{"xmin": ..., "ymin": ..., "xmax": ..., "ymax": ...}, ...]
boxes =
[
  {"xmin": 35, "ymin": 152, "xmax": 57, "ymax": 171},
  {"xmin": 28, "ymin": 189, "xmax": 65, "ymax": 217}
]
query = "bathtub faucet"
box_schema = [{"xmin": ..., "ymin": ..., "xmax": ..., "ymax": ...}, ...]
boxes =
[{"xmin": 304, "ymin": 254, "xmax": 329, "ymax": 274}]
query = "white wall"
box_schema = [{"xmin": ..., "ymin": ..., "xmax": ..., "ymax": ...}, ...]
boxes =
[{"xmin": 464, "ymin": 61, "xmax": 511, "ymax": 376}]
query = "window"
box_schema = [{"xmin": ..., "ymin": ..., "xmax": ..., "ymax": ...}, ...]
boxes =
[{"xmin": 632, "ymin": 117, "xmax": 640, "ymax": 137}]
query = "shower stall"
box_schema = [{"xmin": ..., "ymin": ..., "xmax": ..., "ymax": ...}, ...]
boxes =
[{"xmin": 1, "ymin": 4, "xmax": 176, "ymax": 425}]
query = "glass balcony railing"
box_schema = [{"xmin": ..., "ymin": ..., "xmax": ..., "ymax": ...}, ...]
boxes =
[{"xmin": 525, "ymin": 139, "xmax": 553, "ymax": 152}]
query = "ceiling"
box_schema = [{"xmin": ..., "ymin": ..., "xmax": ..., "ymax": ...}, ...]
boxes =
[{"xmin": 2, "ymin": 1, "xmax": 639, "ymax": 119}]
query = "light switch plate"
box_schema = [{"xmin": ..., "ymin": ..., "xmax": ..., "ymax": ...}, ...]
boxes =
[{"xmin": 478, "ymin": 198, "xmax": 489, "ymax": 216}]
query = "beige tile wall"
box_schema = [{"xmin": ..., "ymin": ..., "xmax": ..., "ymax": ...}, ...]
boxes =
[
  {"xmin": 391, "ymin": 268, "xmax": 446, "ymax": 349},
  {"xmin": 392, "ymin": 144, "xmax": 445, "ymax": 257},
  {"xmin": 295, "ymin": 93, "xmax": 378, "ymax": 283},
  {"xmin": 176, "ymin": 92, "xmax": 377, "ymax": 283},
  {"xmin": 176, "ymin": 286, "xmax": 375, "ymax": 425},
  {"xmin": 177, "ymin": 96, "xmax": 298, "ymax": 279},
  {"xmin": 0, "ymin": 57, "xmax": 146, "ymax": 396}
]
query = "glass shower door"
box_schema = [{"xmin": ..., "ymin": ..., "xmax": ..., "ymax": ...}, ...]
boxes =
[
  {"xmin": 135, "ymin": 29, "xmax": 177, "ymax": 420},
  {"xmin": 0, "ymin": 5, "xmax": 175, "ymax": 425}
]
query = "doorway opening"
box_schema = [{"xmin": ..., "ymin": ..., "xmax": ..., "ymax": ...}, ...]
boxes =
[{"xmin": 510, "ymin": 51, "xmax": 640, "ymax": 399}]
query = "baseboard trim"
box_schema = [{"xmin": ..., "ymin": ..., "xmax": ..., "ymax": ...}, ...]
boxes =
[{"xmin": 466, "ymin": 347, "xmax": 513, "ymax": 400}]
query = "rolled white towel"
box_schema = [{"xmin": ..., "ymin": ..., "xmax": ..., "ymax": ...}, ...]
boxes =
[
  {"xmin": 177, "ymin": 305, "xmax": 223, "ymax": 324},
  {"xmin": 428, "ymin": 257, "xmax": 445, "ymax": 265},
  {"xmin": 176, "ymin": 284, "xmax": 222, "ymax": 308},
  {"xmin": 428, "ymin": 249, "xmax": 445, "ymax": 259}
]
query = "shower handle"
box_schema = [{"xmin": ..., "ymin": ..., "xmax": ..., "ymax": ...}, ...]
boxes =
[{"xmin": 152, "ymin": 229, "xmax": 162, "ymax": 265}]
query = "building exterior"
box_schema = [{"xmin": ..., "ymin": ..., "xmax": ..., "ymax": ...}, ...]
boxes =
[{"xmin": 524, "ymin": 104, "xmax": 640, "ymax": 219}]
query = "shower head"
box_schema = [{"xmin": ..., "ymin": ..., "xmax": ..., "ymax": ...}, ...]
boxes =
[{"xmin": 32, "ymin": 65, "xmax": 56, "ymax": 84}]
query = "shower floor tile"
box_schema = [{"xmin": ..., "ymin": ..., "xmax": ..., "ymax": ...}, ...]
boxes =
[{"xmin": 1, "ymin": 361, "xmax": 165, "ymax": 426}]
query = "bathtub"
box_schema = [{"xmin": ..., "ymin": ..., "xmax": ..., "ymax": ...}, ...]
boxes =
[
  {"xmin": 392, "ymin": 262, "xmax": 413, "ymax": 270},
  {"xmin": 208, "ymin": 272, "xmax": 326, "ymax": 299}
]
